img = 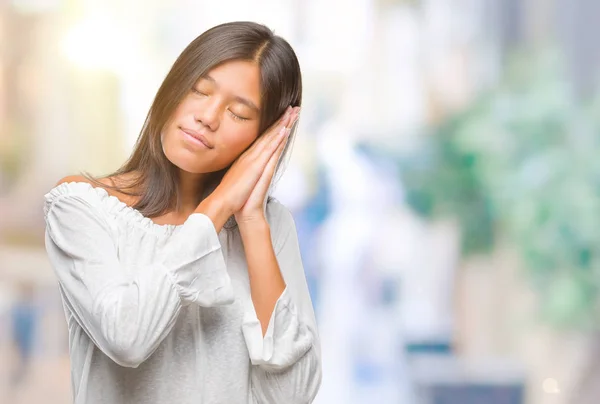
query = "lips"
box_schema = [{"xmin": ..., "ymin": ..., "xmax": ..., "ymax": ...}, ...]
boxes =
[{"xmin": 180, "ymin": 127, "xmax": 214, "ymax": 149}]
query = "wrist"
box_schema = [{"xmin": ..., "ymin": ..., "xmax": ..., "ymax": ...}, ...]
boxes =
[
  {"xmin": 236, "ymin": 215, "xmax": 269, "ymax": 233},
  {"xmin": 196, "ymin": 193, "xmax": 234, "ymax": 232}
]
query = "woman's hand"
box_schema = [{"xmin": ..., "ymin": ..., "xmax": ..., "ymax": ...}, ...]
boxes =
[
  {"xmin": 209, "ymin": 106, "xmax": 300, "ymax": 222},
  {"xmin": 234, "ymin": 110, "xmax": 299, "ymax": 225}
]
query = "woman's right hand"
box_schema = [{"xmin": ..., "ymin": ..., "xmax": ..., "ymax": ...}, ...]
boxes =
[{"xmin": 196, "ymin": 106, "xmax": 299, "ymax": 230}]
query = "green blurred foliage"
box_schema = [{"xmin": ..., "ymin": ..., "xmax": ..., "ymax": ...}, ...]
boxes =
[{"xmin": 400, "ymin": 51, "xmax": 600, "ymax": 329}]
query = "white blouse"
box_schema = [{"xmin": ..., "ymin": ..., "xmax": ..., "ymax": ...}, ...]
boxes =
[{"xmin": 43, "ymin": 181, "xmax": 321, "ymax": 404}]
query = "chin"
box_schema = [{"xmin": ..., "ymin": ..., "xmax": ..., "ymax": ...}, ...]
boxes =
[
  {"xmin": 165, "ymin": 146, "xmax": 230, "ymax": 175},
  {"xmin": 170, "ymin": 154, "xmax": 213, "ymax": 174}
]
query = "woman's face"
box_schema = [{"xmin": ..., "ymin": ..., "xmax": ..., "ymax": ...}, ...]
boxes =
[{"xmin": 161, "ymin": 60, "xmax": 262, "ymax": 174}]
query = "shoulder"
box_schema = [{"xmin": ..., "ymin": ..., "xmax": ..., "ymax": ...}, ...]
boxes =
[
  {"xmin": 55, "ymin": 175, "xmax": 113, "ymax": 188},
  {"xmin": 44, "ymin": 175, "xmax": 114, "ymax": 218},
  {"xmin": 55, "ymin": 174, "xmax": 87, "ymax": 187}
]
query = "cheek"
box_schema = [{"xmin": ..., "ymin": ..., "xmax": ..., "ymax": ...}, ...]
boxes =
[
  {"xmin": 170, "ymin": 101, "xmax": 192, "ymax": 123},
  {"xmin": 163, "ymin": 106, "xmax": 185, "ymax": 137},
  {"xmin": 219, "ymin": 125, "xmax": 260, "ymax": 155}
]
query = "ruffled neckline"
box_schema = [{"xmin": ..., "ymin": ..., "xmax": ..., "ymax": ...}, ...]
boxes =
[
  {"xmin": 44, "ymin": 181, "xmax": 183, "ymax": 236},
  {"xmin": 45, "ymin": 181, "xmax": 241, "ymax": 236}
]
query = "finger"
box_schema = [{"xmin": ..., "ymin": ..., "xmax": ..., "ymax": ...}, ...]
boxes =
[
  {"xmin": 235, "ymin": 113, "xmax": 288, "ymax": 165},
  {"xmin": 286, "ymin": 107, "xmax": 301, "ymax": 128},
  {"xmin": 260, "ymin": 106, "xmax": 299, "ymax": 151},
  {"xmin": 271, "ymin": 110, "xmax": 298, "ymax": 169},
  {"xmin": 257, "ymin": 107, "xmax": 293, "ymax": 146},
  {"xmin": 233, "ymin": 114, "xmax": 293, "ymax": 196},
  {"xmin": 274, "ymin": 106, "xmax": 294, "ymax": 130},
  {"xmin": 260, "ymin": 107, "xmax": 298, "ymax": 164},
  {"xmin": 255, "ymin": 129, "xmax": 289, "ymax": 193},
  {"xmin": 252, "ymin": 108, "xmax": 293, "ymax": 155},
  {"xmin": 252, "ymin": 105, "xmax": 299, "ymax": 153},
  {"xmin": 239, "ymin": 127, "xmax": 287, "ymax": 182},
  {"xmin": 248, "ymin": 108, "xmax": 298, "ymax": 159},
  {"xmin": 261, "ymin": 125, "xmax": 290, "ymax": 167},
  {"xmin": 269, "ymin": 126, "xmax": 291, "ymax": 173}
]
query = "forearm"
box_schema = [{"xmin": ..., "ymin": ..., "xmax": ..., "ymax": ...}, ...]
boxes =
[{"xmin": 238, "ymin": 218, "xmax": 286, "ymax": 336}]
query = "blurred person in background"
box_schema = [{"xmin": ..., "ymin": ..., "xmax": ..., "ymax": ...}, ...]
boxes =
[
  {"xmin": 42, "ymin": 21, "xmax": 321, "ymax": 404},
  {"xmin": 10, "ymin": 280, "xmax": 39, "ymax": 388}
]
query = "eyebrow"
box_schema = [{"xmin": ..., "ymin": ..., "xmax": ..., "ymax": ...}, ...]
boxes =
[{"xmin": 202, "ymin": 74, "xmax": 260, "ymax": 112}]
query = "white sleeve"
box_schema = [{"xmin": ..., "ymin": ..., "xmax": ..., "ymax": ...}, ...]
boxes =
[
  {"xmin": 44, "ymin": 193, "xmax": 234, "ymax": 368},
  {"xmin": 241, "ymin": 201, "xmax": 322, "ymax": 403}
]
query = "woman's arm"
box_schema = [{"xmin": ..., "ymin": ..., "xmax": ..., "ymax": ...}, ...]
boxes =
[
  {"xmin": 238, "ymin": 201, "xmax": 322, "ymax": 403},
  {"xmin": 238, "ymin": 218, "xmax": 285, "ymax": 335},
  {"xmin": 44, "ymin": 181, "xmax": 234, "ymax": 368}
]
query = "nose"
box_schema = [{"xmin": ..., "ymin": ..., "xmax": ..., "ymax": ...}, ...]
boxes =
[{"xmin": 195, "ymin": 98, "xmax": 220, "ymax": 132}]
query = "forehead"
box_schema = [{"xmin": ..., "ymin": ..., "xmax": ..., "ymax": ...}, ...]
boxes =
[{"xmin": 201, "ymin": 60, "xmax": 261, "ymax": 107}]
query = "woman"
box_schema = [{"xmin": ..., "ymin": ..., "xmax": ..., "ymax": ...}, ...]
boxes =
[{"xmin": 43, "ymin": 21, "xmax": 321, "ymax": 404}]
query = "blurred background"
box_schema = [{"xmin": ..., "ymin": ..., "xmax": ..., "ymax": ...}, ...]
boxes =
[{"xmin": 1, "ymin": 0, "xmax": 599, "ymax": 403}]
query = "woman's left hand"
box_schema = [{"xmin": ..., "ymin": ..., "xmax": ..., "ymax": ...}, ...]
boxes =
[{"xmin": 234, "ymin": 109, "xmax": 299, "ymax": 225}]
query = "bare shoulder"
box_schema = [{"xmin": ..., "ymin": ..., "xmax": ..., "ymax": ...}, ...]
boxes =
[
  {"xmin": 55, "ymin": 175, "xmax": 112, "ymax": 188},
  {"xmin": 55, "ymin": 175, "xmax": 90, "ymax": 186},
  {"xmin": 55, "ymin": 173, "xmax": 141, "ymax": 207}
]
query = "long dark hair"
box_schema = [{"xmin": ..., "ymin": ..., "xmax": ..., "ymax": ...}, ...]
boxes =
[{"xmin": 84, "ymin": 21, "xmax": 302, "ymax": 218}]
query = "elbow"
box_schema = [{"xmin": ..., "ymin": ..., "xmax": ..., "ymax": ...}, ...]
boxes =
[
  {"xmin": 99, "ymin": 324, "xmax": 153, "ymax": 368},
  {"xmin": 104, "ymin": 342, "xmax": 150, "ymax": 368},
  {"xmin": 92, "ymin": 296, "xmax": 156, "ymax": 367}
]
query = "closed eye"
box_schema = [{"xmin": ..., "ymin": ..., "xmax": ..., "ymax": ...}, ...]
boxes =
[
  {"xmin": 191, "ymin": 87, "xmax": 207, "ymax": 96},
  {"xmin": 228, "ymin": 109, "xmax": 249, "ymax": 122}
]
